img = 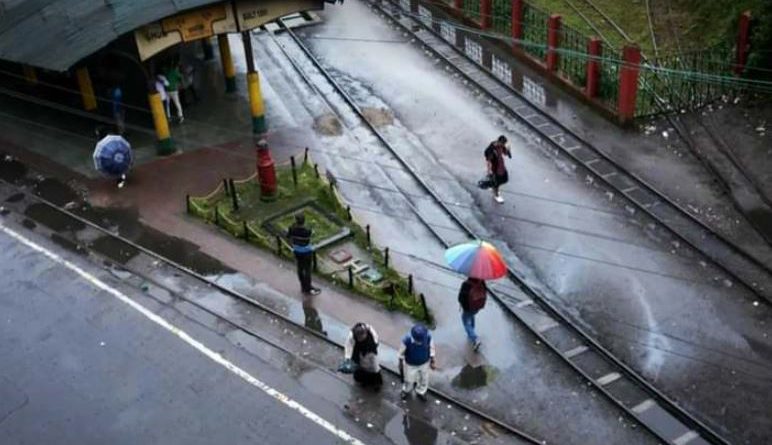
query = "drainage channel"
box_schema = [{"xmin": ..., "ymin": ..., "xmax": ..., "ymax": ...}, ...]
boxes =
[
  {"xmin": 275, "ymin": 10, "xmax": 729, "ymax": 445},
  {"xmin": 367, "ymin": 0, "xmax": 772, "ymax": 305}
]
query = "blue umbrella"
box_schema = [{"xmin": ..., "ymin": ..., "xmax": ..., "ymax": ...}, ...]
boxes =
[{"xmin": 93, "ymin": 135, "xmax": 133, "ymax": 178}]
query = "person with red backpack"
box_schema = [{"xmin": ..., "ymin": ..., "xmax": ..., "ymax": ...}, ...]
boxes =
[
  {"xmin": 458, "ymin": 277, "xmax": 488, "ymax": 351},
  {"xmin": 484, "ymin": 135, "xmax": 512, "ymax": 203}
]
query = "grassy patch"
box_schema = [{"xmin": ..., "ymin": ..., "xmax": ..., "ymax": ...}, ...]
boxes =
[
  {"xmin": 527, "ymin": 0, "xmax": 762, "ymax": 54},
  {"xmin": 188, "ymin": 161, "xmax": 432, "ymax": 323}
]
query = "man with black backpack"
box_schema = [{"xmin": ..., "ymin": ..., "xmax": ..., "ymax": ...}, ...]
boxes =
[{"xmin": 458, "ymin": 277, "xmax": 488, "ymax": 351}]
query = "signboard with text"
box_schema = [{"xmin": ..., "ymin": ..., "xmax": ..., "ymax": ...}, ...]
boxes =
[
  {"xmin": 135, "ymin": 0, "xmax": 325, "ymax": 62},
  {"xmin": 135, "ymin": 3, "xmax": 237, "ymax": 61},
  {"xmin": 235, "ymin": 0, "xmax": 323, "ymax": 30}
]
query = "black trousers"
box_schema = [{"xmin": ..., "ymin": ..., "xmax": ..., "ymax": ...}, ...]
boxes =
[{"xmin": 295, "ymin": 252, "xmax": 313, "ymax": 292}]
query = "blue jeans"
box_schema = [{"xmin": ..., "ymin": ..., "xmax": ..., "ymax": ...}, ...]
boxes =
[{"xmin": 461, "ymin": 311, "xmax": 478, "ymax": 343}]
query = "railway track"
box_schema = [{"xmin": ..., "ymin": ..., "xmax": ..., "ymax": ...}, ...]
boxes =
[
  {"xmin": 270, "ymin": 11, "xmax": 734, "ymax": 445},
  {"xmin": 0, "ymin": 173, "xmax": 542, "ymax": 445},
  {"xmin": 373, "ymin": 0, "xmax": 772, "ymax": 301},
  {"xmin": 642, "ymin": 1, "xmax": 772, "ymax": 245}
]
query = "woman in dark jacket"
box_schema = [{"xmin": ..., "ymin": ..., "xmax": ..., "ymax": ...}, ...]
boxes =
[
  {"xmin": 343, "ymin": 322, "xmax": 383, "ymax": 389},
  {"xmin": 458, "ymin": 277, "xmax": 487, "ymax": 351}
]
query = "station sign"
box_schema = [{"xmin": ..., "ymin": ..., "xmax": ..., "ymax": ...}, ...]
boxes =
[
  {"xmin": 235, "ymin": 0, "xmax": 323, "ymax": 30},
  {"xmin": 135, "ymin": 0, "xmax": 324, "ymax": 61}
]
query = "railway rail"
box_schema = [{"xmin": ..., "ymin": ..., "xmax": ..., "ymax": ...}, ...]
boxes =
[
  {"xmin": 0, "ymin": 173, "xmax": 543, "ymax": 445},
  {"xmin": 640, "ymin": 0, "xmax": 772, "ymax": 244},
  {"xmin": 270, "ymin": 10, "xmax": 733, "ymax": 445},
  {"xmin": 371, "ymin": 0, "xmax": 772, "ymax": 302}
]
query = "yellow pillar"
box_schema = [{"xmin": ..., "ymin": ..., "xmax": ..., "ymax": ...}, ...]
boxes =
[
  {"xmin": 22, "ymin": 65, "xmax": 37, "ymax": 85},
  {"xmin": 218, "ymin": 35, "xmax": 237, "ymax": 92},
  {"xmin": 247, "ymin": 71, "xmax": 266, "ymax": 134},
  {"xmin": 148, "ymin": 92, "xmax": 174, "ymax": 155},
  {"xmin": 75, "ymin": 67, "xmax": 97, "ymax": 111}
]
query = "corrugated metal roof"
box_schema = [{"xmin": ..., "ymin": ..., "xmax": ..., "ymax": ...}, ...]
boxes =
[{"xmin": 0, "ymin": 0, "xmax": 226, "ymax": 71}]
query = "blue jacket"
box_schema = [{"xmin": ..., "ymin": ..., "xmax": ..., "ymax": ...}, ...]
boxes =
[{"xmin": 402, "ymin": 334, "xmax": 432, "ymax": 366}]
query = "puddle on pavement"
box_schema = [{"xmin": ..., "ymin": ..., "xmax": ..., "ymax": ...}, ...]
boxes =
[
  {"xmin": 51, "ymin": 233, "xmax": 87, "ymax": 256},
  {"xmin": 77, "ymin": 204, "xmax": 234, "ymax": 276},
  {"xmin": 24, "ymin": 203, "xmax": 86, "ymax": 232},
  {"xmin": 90, "ymin": 235, "xmax": 140, "ymax": 265},
  {"xmin": 314, "ymin": 113, "xmax": 343, "ymax": 136},
  {"xmin": 384, "ymin": 412, "xmax": 439, "ymax": 445},
  {"xmin": 134, "ymin": 229, "xmax": 234, "ymax": 276},
  {"xmin": 451, "ymin": 364, "xmax": 499, "ymax": 390},
  {"xmin": 361, "ymin": 107, "xmax": 394, "ymax": 127},
  {"xmin": 4, "ymin": 161, "xmax": 230, "ymax": 276},
  {"xmin": 0, "ymin": 158, "xmax": 27, "ymax": 183},
  {"xmin": 75, "ymin": 205, "xmax": 133, "ymax": 233},
  {"xmin": 21, "ymin": 218, "xmax": 35, "ymax": 230},
  {"xmin": 303, "ymin": 294, "xmax": 326, "ymax": 335},
  {"xmin": 5, "ymin": 193, "xmax": 24, "ymax": 203},
  {"xmin": 34, "ymin": 177, "xmax": 80, "ymax": 206}
]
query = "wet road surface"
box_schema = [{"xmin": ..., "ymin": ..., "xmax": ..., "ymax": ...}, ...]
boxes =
[{"xmin": 0, "ymin": 218, "xmax": 401, "ymax": 444}]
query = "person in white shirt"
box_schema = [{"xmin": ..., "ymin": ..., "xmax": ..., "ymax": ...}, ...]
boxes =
[
  {"xmin": 343, "ymin": 322, "xmax": 382, "ymax": 390},
  {"xmin": 155, "ymin": 74, "xmax": 170, "ymax": 118}
]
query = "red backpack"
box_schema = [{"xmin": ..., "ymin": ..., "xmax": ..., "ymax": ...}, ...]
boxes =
[{"xmin": 467, "ymin": 280, "xmax": 487, "ymax": 312}]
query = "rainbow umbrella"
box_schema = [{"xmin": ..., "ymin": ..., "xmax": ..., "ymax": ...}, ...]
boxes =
[{"xmin": 444, "ymin": 240, "xmax": 507, "ymax": 280}]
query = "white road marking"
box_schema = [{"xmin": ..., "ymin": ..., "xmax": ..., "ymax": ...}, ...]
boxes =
[{"xmin": 0, "ymin": 224, "xmax": 367, "ymax": 445}]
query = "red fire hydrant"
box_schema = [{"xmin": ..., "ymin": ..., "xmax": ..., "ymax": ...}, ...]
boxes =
[{"xmin": 255, "ymin": 139, "xmax": 277, "ymax": 201}]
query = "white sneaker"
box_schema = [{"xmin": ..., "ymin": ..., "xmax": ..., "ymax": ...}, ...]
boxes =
[{"xmin": 494, "ymin": 194, "xmax": 504, "ymax": 203}]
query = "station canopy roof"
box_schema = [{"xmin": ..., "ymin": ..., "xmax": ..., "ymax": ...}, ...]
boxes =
[{"xmin": 0, "ymin": 0, "xmax": 224, "ymax": 71}]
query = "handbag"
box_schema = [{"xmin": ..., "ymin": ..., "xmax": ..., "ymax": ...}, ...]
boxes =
[
  {"xmin": 358, "ymin": 352, "xmax": 380, "ymax": 373},
  {"xmin": 337, "ymin": 358, "xmax": 357, "ymax": 374},
  {"xmin": 477, "ymin": 173, "xmax": 496, "ymax": 190}
]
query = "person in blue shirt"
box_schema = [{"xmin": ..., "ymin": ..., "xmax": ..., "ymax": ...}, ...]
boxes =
[
  {"xmin": 286, "ymin": 212, "xmax": 320, "ymax": 295},
  {"xmin": 112, "ymin": 86, "xmax": 125, "ymax": 135},
  {"xmin": 398, "ymin": 324, "xmax": 436, "ymax": 400}
]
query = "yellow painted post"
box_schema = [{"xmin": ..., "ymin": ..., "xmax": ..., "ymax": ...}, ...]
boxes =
[
  {"xmin": 218, "ymin": 34, "xmax": 237, "ymax": 92},
  {"xmin": 242, "ymin": 31, "xmax": 266, "ymax": 134},
  {"xmin": 148, "ymin": 92, "xmax": 174, "ymax": 155},
  {"xmin": 75, "ymin": 67, "xmax": 97, "ymax": 111},
  {"xmin": 247, "ymin": 71, "xmax": 267, "ymax": 134},
  {"xmin": 22, "ymin": 65, "xmax": 37, "ymax": 85}
]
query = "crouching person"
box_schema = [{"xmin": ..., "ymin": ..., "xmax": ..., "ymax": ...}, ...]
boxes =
[
  {"xmin": 399, "ymin": 324, "xmax": 436, "ymax": 401},
  {"xmin": 343, "ymin": 322, "xmax": 383, "ymax": 390}
]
